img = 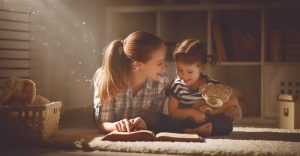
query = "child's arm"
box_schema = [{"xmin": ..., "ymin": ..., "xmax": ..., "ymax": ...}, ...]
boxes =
[
  {"xmin": 207, "ymin": 93, "xmax": 239, "ymax": 116},
  {"xmin": 168, "ymin": 96, "xmax": 206, "ymax": 123}
]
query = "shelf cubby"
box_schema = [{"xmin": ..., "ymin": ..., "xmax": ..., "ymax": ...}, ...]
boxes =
[{"xmin": 212, "ymin": 10, "xmax": 261, "ymax": 62}]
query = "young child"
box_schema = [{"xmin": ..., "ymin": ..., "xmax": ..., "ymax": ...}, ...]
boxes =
[
  {"xmin": 168, "ymin": 39, "xmax": 242, "ymax": 136},
  {"xmin": 93, "ymin": 32, "xmax": 203, "ymax": 134}
]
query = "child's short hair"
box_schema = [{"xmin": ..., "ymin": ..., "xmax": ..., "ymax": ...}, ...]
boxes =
[{"xmin": 173, "ymin": 39, "xmax": 216, "ymax": 66}]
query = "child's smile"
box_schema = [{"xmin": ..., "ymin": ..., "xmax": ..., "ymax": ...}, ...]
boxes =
[{"xmin": 176, "ymin": 61, "xmax": 205, "ymax": 87}]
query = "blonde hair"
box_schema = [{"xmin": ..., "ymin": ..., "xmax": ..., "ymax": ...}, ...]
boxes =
[{"xmin": 93, "ymin": 31, "xmax": 164, "ymax": 103}]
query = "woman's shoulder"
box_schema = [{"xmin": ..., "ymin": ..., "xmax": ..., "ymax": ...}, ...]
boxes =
[
  {"xmin": 160, "ymin": 73, "xmax": 169, "ymax": 84},
  {"xmin": 93, "ymin": 68, "xmax": 103, "ymax": 85},
  {"xmin": 147, "ymin": 74, "xmax": 169, "ymax": 91},
  {"xmin": 95, "ymin": 67, "xmax": 103, "ymax": 75},
  {"xmin": 158, "ymin": 74, "xmax": 170, "ymax": 85}
]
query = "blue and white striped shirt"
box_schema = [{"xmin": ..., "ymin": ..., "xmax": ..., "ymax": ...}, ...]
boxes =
[{"xmin": 168, "ymin": 74, "xmax": 219, "ymax": 107}]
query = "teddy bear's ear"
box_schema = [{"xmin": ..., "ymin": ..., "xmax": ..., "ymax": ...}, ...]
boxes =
[
  {"xmin": 23, "ymin": 79, "xmax": 36, "ymax": 104},
  {"xmin": 3, "ymin": 77, "xmax": 16, "ymax": 88},
  {"xmin": 1, "ymin": 77, "xmax": 17, "ymax": 103}
]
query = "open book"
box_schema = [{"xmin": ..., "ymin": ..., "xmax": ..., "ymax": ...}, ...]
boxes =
[{"xmin": 101, "ymin": 130, "xmax": 204, "ymax": 142}]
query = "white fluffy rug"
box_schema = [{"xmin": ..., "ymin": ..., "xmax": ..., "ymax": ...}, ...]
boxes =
[
  {"xmin": 88, "ymin": 139, "xmax": 300, "ymax": 156},
  {"xmin": 42, "ymin": 127, "xmax": 300, "ymax": 156}
]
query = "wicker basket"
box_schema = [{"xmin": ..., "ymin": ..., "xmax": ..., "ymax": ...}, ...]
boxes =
[{"xmin": 0, "ymin": 101, "xmax": 62, "ymax": 142}]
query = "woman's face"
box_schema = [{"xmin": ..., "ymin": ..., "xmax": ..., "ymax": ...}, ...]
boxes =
[{"xmin": 141, "ymin": 44, "xmax": 167, "ymax": 81}]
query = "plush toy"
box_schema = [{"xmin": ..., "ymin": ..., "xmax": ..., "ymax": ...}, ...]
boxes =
[
  {"xmin": 201, "ymin": 84, "xmax": 233, "ymax": 108},
  {"xmin": 193, "ymin": 84, "xmax": 242, "ymax": 121},
  {"xmin": 1, "ymin": 77, "xmax": 50, "ymax": 106}
]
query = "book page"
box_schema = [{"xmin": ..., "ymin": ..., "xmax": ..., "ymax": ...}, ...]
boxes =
[
  {"xmin": 156, "ymin": 132, "xmax": 204, "ymax": 142},
  {"xmin": 101, "ymin": 130, "xmax": 155, "ymax": 141}
]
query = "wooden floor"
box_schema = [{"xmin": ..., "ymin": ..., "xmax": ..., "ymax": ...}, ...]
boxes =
[{"xmin": 1, "ymin": 148, "xmax": 176, "ymax": 156}]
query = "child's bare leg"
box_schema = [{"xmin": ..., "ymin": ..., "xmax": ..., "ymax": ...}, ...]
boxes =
[{"xmin": 183, "ymin": 122, "xmax": 212, "ymax": 136}]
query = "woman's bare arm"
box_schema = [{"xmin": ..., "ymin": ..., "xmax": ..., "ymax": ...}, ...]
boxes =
[{"xmin": 97, "ymin": 117, "xmax": 147, "ymax": 134}]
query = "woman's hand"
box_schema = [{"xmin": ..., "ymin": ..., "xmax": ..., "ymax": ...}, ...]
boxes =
[
  {"xmin": 114, "ymin": 119, "xmax": 134, "ymax": 132},
  {"xmin": 113, "ymin": 117, "xmax": 147, "ymax": 132},
  {"xmin": 130, "ymin": 117, "xmax": 147, "ymax": 131}
]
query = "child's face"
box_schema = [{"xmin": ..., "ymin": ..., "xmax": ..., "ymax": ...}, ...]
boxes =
[
  {"xmin": 175, "ymin": 61, "xmax": 205, "ymax": 87},
  {"xmin": 141, "ymin": 44, "xmax": 167, "ymax": 81}
]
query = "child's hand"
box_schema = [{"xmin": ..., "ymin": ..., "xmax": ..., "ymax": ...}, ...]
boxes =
[
  {"xmin": 205, "ymin": 108, "xmax": 216, "ymax": 116},
  {"xmin": 191, "ymin": 111, "xmax": 206, "ymax": 123},
  {"xmin": 130, "ymin": 117, "xmax": 147, "ymax": 131},
  {"xmin": 114, "ymin": 119, "xmax": 134, "ymax": 132},
  {"xmin": 197, "ymin": 105, "xmax": 213, "ymax": 115}
]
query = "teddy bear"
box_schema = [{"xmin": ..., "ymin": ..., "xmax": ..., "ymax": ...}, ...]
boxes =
[
  {"xmin": 1, "ymin": 77, "xmax": 50, "ymax": 106},
  {"xmin": 201, "ymin": 84, "xmax": 233, "ymax": 108},
  {"xmin": 193, "ymin": 84, "xmax": 242, "ymax": 121}
]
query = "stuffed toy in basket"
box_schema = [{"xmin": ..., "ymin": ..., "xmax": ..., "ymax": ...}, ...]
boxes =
[
  {"xmin": 1, "ymin": 77, "xmax": 50, "ymax": 106},
  {"xmin": 0, "ymin": 77, "xmax": 61, "ymax": 142}
]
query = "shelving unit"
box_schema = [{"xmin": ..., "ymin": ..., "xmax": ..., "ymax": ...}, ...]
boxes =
[
  {"xmin": 105, "ymin": 3, "xmax": 300, "ymax": 125},
  {"xmin": 262, "ymin": 7, "xmax": 300, "ymax": 120}
]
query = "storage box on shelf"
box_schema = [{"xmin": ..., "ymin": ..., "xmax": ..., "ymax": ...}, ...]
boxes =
[{"xmin": 278, "ymin": 94, "xmax": 300, "ymax": 129}]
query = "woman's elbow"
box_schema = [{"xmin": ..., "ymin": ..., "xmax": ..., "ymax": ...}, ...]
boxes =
[
  {"xmin": 168, "ymin": 108, "xmax": 176, "ymax": 117},
  {"xmin": 97, "ymin": 123, "xmax": 106, "ymax": 133}
]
